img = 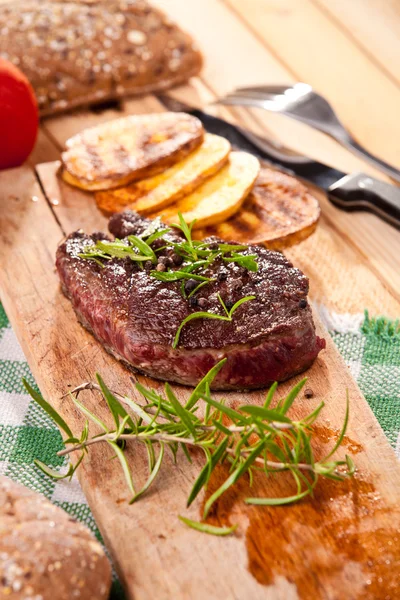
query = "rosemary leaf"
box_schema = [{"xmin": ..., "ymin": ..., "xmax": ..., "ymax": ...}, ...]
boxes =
[
  {"xmin": 346, "ymin": 454, "xmax": 356, "ymax": 476},
  {"xmin": 203, "ymin": 440, "xmax": 266, "ymax": 518},
  {"xmin": 130, "ymin": 443, "xmax": 164, "ymax": 504},
  {"xmin": 303, "ymin": 401, "xmax": 325, "ymax": 425},
  {"xmin": 187, "ymin": 444, "xmax": 219, "ymax": 508},
  {"xmin": 227, "ymin": 295, "xmax": 256, "ymax": 317},
  {"xmin": 164, "ymin": 383, "xmax": 197, "ymax": 438},
  {"xmin": 280, "ymin": 378, "xmax": 307, "ymax": 415},
  {"xmin": 217, "ymin": 243, "xmax": 248, "ymax": 252},
  {"xmin": 246, "ymin": 489, "xmax": 311, "ymax": 506},
  {"xmin": 187, "ymin": 280, "xmax": 209, "ymax": 299},
  {"xmin": 109, "ymin": 440, "xmax": 136, "ymax": 497},
  {"xmin": 122, "ymin": 394, "xmax": 153, "ymax": 425},
  {"xmin": 181, "ymin": 442, "xmax": 193, "ymax": 463},
  {"xmin": 185, "ymin": 358, "xmax": 227, "ymax": 410},
  {"xmin": 72, "ymin": 395, "xmax": 109, "ymax": 433},
  {"xmin": 324, "ymin": 391, "xmax": 350, "ymax": 460},
  {"xmin": 213, "ymin": 420, "xmax": 232, "ymax": 436},
  {"xmin": 201, "ymin": 394, "xmax": 250, "ymax": 425},
  {"xmin": 145, "ymin": 229, "xmax": 171, "ymax": 245},
  {"xmin": 145, "ymin": 440, "xmax": 156, "ymax": 471},
  {"xmin": 240, "ymin": 405, "xmax": 292, "ymax": 424},
  {"xmin": 173, "ymin": 312, "xmax": 230, "ymax": 349},
  {"xmin": 178, "ymin": 516, "xmax": 238, "ymax": 536},
  {"xmin": 266, "ymin": 440, "xmax": 289, "ymax": 464},
  {"xmin": 127, "ymin": 235, "xmax": 157, "ymax": 263},
  {"xmin": 151, "ymin": 271, "xmax": 211, "ymax": 283},
  {"xmin": 34, "ymin": 460, "xmax": 75, "ymax": 480},
  {"xmin": 223, "ymin": 254, "xmax": 258, "ymax": 272},
  {"xmin": 263, "ymin": 381, "xmax": 278, "ymax": 409},
  {"xmin": 22, "ymin": 379, "xmax": 73, "ymax": 438},
  {"xmin": 96, "ymin": 374, "xmax": 135, "ymax": 430}
]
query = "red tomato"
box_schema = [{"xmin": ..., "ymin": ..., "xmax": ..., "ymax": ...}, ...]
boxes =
[{"xmin": 0, "ymin": 58, "xmax": 39, "ymax": 170}]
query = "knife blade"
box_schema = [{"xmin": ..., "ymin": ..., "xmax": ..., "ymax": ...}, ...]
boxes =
[{"xmin": 158, "ymin": 95, "xmax": 400, "ymax": 229}]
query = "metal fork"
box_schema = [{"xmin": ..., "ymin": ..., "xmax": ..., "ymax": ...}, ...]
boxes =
[{"xmin": 216, "ymin": 83, "xmax": 400, "ymax": 183}]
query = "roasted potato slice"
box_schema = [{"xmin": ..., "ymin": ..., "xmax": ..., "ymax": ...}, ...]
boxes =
[
  {"xmin": 61, "ymin": 112, "xmax": 204, "ymax": 191},
  {"xmin": 94, "ymin": 133, "xmax": 231, "ymax": 216},
  {"xmin": 153, "ymin": 151, "xmax": 260, "ymax": 229},
  {"xmin": 194, "ymin": 166, "xmax": 320, "ymax": 249}
]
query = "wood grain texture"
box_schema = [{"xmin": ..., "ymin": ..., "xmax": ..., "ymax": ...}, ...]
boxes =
[
  {"xmin": 314, "ymin": 0, "xmax": 400, "ymax": 86},
  {"xmin": 224, "ymin": 0, "xmax": 400, "ymax": 168},
  {"xmin": 1, "ymin": 163, "xmax": 399, "ymax": 600}
]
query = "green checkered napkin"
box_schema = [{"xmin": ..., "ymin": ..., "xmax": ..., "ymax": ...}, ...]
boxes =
[{"xmin": 0, "ymin": 301, "xmax": 399, "ymax": 598}]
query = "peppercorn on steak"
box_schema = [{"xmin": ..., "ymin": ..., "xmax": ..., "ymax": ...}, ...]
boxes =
[{"xmin": 56, "ymin": 211, "xmax": 325, "ymax": 390}]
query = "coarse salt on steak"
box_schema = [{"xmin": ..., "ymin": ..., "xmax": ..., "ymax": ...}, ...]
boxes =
[{"xmin": 56, "ymin": 211, "xmax": 325, "ymax": 390}]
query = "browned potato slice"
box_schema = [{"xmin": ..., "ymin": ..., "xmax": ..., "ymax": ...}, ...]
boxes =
[
  {"xmin": 94, "ymin": 133, "xmax": 231, "ymax": 216},
  {"xmin": 153, "ymin": 151, "xmax": 260, "ymax": 229},
  {"xmin": 194, "ymin": 166, "xmax": 320, "ymax": 249},
  {"xmin": 61, "ymin": 112, "xmax": 204, "ymax": 191}
]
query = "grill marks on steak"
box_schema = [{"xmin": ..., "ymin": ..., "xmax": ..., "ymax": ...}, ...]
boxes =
[{"xmin": 56, "ymin": 211, "xmax": 325, "ymax": 389}]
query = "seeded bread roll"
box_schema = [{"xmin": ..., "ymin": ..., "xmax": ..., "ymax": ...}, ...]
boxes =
[
  {"xmin": 0, "ymin": 476, "xmax": 112, "ymax": 599},
  {"xmin": 0, "ymin": 0, "xmax": 202, "ymax": 116}
]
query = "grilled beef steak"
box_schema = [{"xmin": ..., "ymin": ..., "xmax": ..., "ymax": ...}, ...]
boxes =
[{"xmin": 56, "ymin": 211, "xmax": 325, "ymax": 389}]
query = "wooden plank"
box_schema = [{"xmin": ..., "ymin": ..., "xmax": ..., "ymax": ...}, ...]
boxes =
[
  {"xmin": 28, "ymin": 128, "xmax": 60, "ymax": 167},
  {"xmin": 315, "ymin": 0, "xmax": 400, "ymax": 87},
  {"xmin": 224, "ymin": 0, "xmax": 400, "ymax": 168},
  {"xmin": 35, "ymin": 161, "xmax": 108, "ymax": 235},
  {"xmin": 2, "ymin": 162, "xmax": 400, "ymax": 599}
]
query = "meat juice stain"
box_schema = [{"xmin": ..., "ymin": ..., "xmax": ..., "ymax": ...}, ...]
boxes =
[{"xmin": 201, "ymin": 429, "xmax": 399, "ymax": 600}]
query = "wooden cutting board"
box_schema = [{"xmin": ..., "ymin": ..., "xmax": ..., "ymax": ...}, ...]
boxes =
[{"xmin": 0, "ymin": 161, "xmax": 400, "ymax": 600}]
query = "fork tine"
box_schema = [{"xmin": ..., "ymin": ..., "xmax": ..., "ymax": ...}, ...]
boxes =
[
  {"xmin": 235, "ymin": 84, "xmax": 292, "ymax": 95},
  {"xmin": 227, "ymin": 89, "xmax": 281, "ymax": 100},
  {"xmin": 214, "ymin": 94, "xmax": 280, "ymax": 111},
  {"xmin": 213, "ymin": 96, "xmax": 264, "ymax": 108}
]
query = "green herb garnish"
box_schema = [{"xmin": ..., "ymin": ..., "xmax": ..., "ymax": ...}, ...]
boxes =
[
  {"xmin": 172, "ymin": 294, "xmax": 255, "ymax": 349},
  {"xmin": 79, "ymin": 213, "xmax": 259, "ymax": 280},
  {"xmin": 178, "ymin": 516, "xmax": 238, "ymax": 536},
  {"xmin": 150, "ymin": 271, "xmax": 213, "ymax": 283},
  {"xmin": 23, "ymin": 363, "xmax": 354, "ymax": 536}
]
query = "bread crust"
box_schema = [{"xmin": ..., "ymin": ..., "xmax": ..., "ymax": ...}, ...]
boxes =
[
  {"xmin": 0, "ymin": 476, "xmax": 112, "ymax": 599},
  {"xmin": 0, "ymin": 0, "xmax": 203, "ymax": 116}
]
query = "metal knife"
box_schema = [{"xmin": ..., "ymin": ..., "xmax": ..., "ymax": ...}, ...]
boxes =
[{"xmin": 159, "ymin": 95, "xmax": 400, "ymax": 229}]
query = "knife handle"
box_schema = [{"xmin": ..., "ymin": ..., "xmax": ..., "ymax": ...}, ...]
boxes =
[{"xmin": 328, "ymin": 172, "xmax": 400, "ymax": 229}]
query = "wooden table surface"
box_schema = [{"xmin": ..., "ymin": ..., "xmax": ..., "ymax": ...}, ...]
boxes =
[
  {"xmin": 2, "ymin": 3, "xmax": 400, "ymax": 599},
  {"xmin": 28, "ymin": 0, "xmax": 400, "ymax": 321}
]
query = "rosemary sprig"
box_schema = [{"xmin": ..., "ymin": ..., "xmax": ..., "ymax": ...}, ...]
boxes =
[
  {"xmin": 79, "ymin": 213, "xmax": 259, "ymax": 278},
  {"xmin": 22, "ymin": 361, "xmax": 355, "ymax": 536},
  {"xmin": 172, "ymin": 294, "xmax": 255, "ymax": 349}
]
